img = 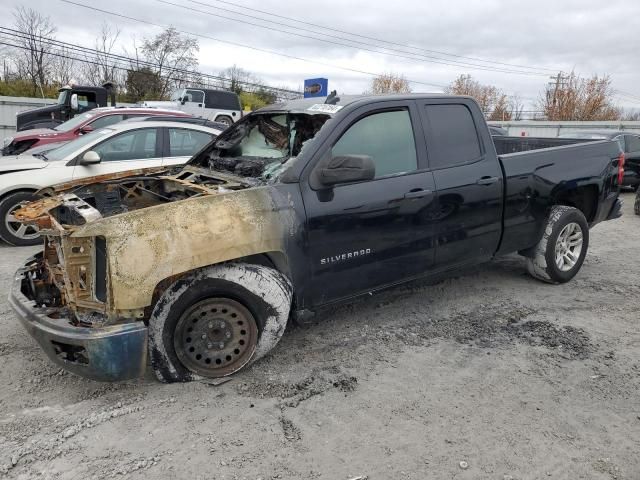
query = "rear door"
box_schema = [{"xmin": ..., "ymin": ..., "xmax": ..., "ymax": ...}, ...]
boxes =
[
  {"xmin": 72, "ymin": 127, "xmax": 163, "ymax": 179},
  {"xmin": 623, "ymin": 134, "xmax": 640, "ymax": 186},
  {"xmin": 420, "ymin": 101, "xmax": 503, "ymax": 268},
  {"xmin": 163, "ymin": 127, "xmax": 215, "ymax": 167},
  {"xmin": 301, "ymin": 101, "xmax": 439, "ymax": 306}
]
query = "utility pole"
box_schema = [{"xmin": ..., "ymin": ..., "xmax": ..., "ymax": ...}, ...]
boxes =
[{"xmin": 548, "ymin": 72, "xmax": 568, "ymax": 120}]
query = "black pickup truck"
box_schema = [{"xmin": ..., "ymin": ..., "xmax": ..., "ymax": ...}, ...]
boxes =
[{"xmin": 9, "ymin": 94, "xmax": 623, "ymax": 382}]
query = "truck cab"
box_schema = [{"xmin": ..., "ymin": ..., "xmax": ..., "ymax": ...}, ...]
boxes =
[{"xmin": 16, "ymin": 83, "xmax": 114, "ymax": 131}]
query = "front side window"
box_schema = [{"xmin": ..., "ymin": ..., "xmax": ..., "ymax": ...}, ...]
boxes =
[
  {"xmin": 331, "ymin": 109, "xmax": 417, "ymax": 178},
  {"xmin": 92, "ymin": 128, "xmax": 158, "ymax": 161},
  {"xmin": 425, "ymin": 104, "xmax": 481, "ymax": 169},
  {"xmin": 168, "ymin": 128, "xmax": 213, "ymax": 156},
  {"xmin": 185, "ymin": 90, "xmax": 204, "ymax": 103}
]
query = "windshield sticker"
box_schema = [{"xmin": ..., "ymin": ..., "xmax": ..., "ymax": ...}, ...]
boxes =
[{"xmin": 307, "ymin": 104, "xmax": 343, "ymax": 113}]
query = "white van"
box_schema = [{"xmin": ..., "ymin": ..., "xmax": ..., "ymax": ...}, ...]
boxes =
[{"xmin": 143, "ymin": 88, "xmax": 242, "ymax": 126}]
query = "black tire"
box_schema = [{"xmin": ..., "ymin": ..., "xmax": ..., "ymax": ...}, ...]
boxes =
[
  {"xmin": 0, "ymin": 191, "xmax": 41, "ymax": 246},
  {"xmin": 149, "ymin": 263, "xmax": 292, "ymax": 383},
  {"xmin": 214, "ymin": 115, "xmax": 233, "ymax": 126},
  {"xmin": 525, "ymin": 206, "xmax": 589, "ymax": 284},
  {"xmin": 634, "ymin": 189, "xmax": 640, "ymax": 216}
]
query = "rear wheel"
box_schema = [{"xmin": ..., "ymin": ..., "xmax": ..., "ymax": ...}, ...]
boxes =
[
  {"xmin": 149, "ymin": 263, "xmax": 292, "ymax": 382},
  {"xmin": 214, "ymin": 115, "xmax": 233, "ymax": 127},
  {"xmin": 525, "ymin": 205, "xmax": 589, "ymax": 284},
  {"xmin": 0, "ymin": 191, "xmax": 41, "ymax": 246}
]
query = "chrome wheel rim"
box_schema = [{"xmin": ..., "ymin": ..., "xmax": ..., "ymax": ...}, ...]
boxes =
[
  {"xmin": 5, "ymin": 202, "xmax": 39, "ymax": 241},
  {"xmin": 554, "ymin": 222, "xmax": 583, "ymax": 272},
  {"xmin": 173, "ymin": 298, "xmax": 258, "ymax": 377}
]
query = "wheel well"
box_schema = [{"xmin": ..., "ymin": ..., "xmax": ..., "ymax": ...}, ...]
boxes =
[
  {"xmin": 554, "ymin": 185, "xmax": 598, "ymax": 222},
  {"xmin": 146, "ymin": 252, "xmax": 291, "ymax": 319},
  {"xmin": 0, "ymin": 188, "xmax": 39, "ymax": 204}
]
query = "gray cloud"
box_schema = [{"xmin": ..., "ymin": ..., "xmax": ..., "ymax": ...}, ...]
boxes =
[{"xmin": 1, "ymin": 0, "xmax": 638, "ymax": 108}]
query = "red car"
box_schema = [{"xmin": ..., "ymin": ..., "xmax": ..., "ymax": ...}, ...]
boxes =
[{"xmin": 2, "ymin": 107, "xmax": 191, "ymax": 156}]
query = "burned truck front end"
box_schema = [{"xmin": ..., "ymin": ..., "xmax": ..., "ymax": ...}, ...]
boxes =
[{"xmin": 10, "ymin": 192, "xmax": 149, "ymax": 381}]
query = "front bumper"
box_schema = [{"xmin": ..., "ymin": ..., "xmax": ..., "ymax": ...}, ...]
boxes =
[{"xmin": 9, "ymin": 257, "xmax": 148, "ymax": 382}]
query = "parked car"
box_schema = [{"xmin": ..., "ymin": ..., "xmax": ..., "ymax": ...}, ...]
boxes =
[
  {"xmin": 142, "ymin": 88, "xmax": 242, "ymax": 126},
  {"xmin": 559, "ymin": 130, "xmax": 640, "ymax": 190},
  {"xmin": 130, "ymin": 115, "xmax": 229, "ymax": 131},
  {"xmin": 9, "ymin": 94, "xmax": 623, "ymax": 382},
  {"xmin": 15, "ymin": 82, "xmax": 116, "ymax": 132},
  {"xmin": 2, "ymin": 107, "xmax": 191, "ymax": 156},
  {"xmin": 488, "ymin": 125, "xmax": 509, "ymax": 136},
  {"xmin": 0, "ymin": 121, "xmax": 222, "ymax": 245}
]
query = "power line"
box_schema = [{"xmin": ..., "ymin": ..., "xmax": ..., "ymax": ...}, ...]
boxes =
[
  {"xmin": 59, "ymin": 0, "xmax": 449, "ymax": 90},
  {"xmin": 190, "ymin": 0, "xmax": 560, "ymax": 74},
  {"xmin": 155, "ymin": 0, "xmax": 552, "ymax": 76},
  {"xmin": 0, "ymin": 27, "xmax": 302, "ymax": 99}
]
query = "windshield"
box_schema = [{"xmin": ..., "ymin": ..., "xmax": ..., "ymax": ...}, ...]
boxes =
[
  {"xmin": 54, "ymin": 113, "xmax": 95, "ymax": 132},
  {"xmin": 57, "ymin": 90, "xmax": 68, "ymax": 105},
  {"xmin": 170, "ymin": 89, "xmax": 186, "ymax": 101},
  {"xmin": 45, "ymin": 128, "xmax": 115, "ymax": 162},
  {"xmin": 203, "ymin": 113, "xmax": 330, "ymax": 179}
]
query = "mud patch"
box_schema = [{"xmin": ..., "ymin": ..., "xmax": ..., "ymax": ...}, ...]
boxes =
[
  {"xmin": 387, "ymin": 303, "xmax": 594, "ymax": 360},
  {"xmin": 237, "ymin": 366, "xmax": 358, "ymax": 408},
  {"xmin": 279, "ymin": 416, "xmax": 302, "ymax": 442}
]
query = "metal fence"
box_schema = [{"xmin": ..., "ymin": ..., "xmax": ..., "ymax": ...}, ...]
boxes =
[
  {"xmin": 488, "ymin": 120, "xmax": 640, "ymax": 138},
  {"xmin": 0, "ymin": 96, "xmax": 57, "ymax": 141}
]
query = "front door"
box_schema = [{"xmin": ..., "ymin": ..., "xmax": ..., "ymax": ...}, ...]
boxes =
[
  {"xmin": 301, "ymin": 103, "xmax": 439, "ymax": 306},
  {"xmin": 183, "ymin": 89, "xmax": 206, "ymax": 118},
  {"xmin": 73, "ymin": 127, "xmax": 163, "ymax": 179}
]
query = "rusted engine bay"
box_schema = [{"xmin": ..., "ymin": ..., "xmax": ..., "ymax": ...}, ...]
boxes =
[{"xmin": 16, "ymin": 167, "xmax": 254, "ymax": 324}]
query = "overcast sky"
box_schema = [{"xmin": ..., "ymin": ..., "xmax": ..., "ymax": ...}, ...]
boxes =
[{"xmin": 1, "ymin": 0, "xmax": 639, "ymax": 109}]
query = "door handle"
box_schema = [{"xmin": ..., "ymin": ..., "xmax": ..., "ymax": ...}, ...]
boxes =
[
  {"xmin": 404, "ymin": 189, "xmax": 433, "ymax": 199},
  {"xmin": 476, "ymin": 176, "xmax": 500, "ymax": 185}
]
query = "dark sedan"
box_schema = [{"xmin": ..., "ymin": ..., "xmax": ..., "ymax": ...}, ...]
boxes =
[{"xmin": 559, "ymin": 130, "xmax": 640, "ymax": 190}]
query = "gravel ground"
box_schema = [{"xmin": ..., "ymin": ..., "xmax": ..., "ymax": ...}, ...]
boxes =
[{"xmin": 0, "ymin": 192, "xmax": 639, "ymax": 480}]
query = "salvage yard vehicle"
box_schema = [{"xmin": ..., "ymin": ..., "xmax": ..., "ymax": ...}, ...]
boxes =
[
  {"xmin": 142, "ymin": 88, "xmax": 242, "ymax": 126},
  {"xmin": 8, "ymin": 94, "xmax": 623, "ymax": 383},
  {"xmin": 0, "ymin": 121, "xmax": 222, "ymax": 246},
  {"xmin": 2, "ymin": 107, "xmax": 190, "ymax": 156},
  {"xmin": 15, "ymin": 82, "xmax": 116, "ymax": 132}
]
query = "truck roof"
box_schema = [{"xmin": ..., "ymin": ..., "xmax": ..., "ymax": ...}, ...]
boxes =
[{"xmin": 258, "ymin": 93, "xmax": 455, "ymax": 115}]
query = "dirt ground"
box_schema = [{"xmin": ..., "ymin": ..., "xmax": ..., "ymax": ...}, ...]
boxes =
[{"xmin": 0, "ymin": 192, "xmax": 639, "ymax": 480}]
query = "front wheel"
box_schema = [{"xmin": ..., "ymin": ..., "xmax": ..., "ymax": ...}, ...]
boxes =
[
  {"xmin": 214, "ymin": 115, "xmax": 233, "ymax": 127},
  {"xmin": 525, "ymin": 205, "xmax": 589, "ymax": 284},
  {"xmin": 149, "ymin": 263, "xmax": 292, "ymax": 382},
  {"xmin": 0, "ymin": 192, "xmax": 41, "ymax": 246}
]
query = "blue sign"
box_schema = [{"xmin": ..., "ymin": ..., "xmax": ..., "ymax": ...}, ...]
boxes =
[{"xmin": 304, "ymin": 78, "xmax": 328, "ymax": 98}]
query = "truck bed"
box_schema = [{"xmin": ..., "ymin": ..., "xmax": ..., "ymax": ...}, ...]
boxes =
[{"xmin": 495, "ymin": 137, "xmax": 621, "ymax": 255}]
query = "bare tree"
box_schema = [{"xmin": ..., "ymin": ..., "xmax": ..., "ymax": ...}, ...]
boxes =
[
  {"xmin": 84, "ymin": 22, "xmax": 123, "ymax": 87},
  {"xmin": 509, "ymin": 95, "xmax": 525, "ymax": 121},
  {"xmin": 50, "ymin": 46, "xmax": 76, "ymax": 86},
  {"xmin": 219, "ymin": 64, "xmax": 257, "ymax": 94},
  {"xmin": 622, "ymin": 110, "xmax": 640, "ymax": 121},
  {"xmin": 12, "ymin": 6, "xmax": 57, "ymax": 96},
  {"xmin": 140, "ymin": 27, "xmax": 199, "ymax": 99},
  {"xmin": 539, "ymin": 71, "xmax": 621, "ymax": 121},
  {"xmin": 368, "ymin": 73, "xmax": 412, "ymax": 94}
]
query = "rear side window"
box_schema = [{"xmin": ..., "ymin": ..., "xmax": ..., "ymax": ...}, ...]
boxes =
[
  {"xmin": 204, "ymin": 91, "xmax": 241, "ymax": 110},
  {"xmin": 424, "ymin": 104, "xmax": 481, "ymax": 169},
  {"xmin": 331, "ymin": 109, "xmax": 417, "ymax": 178},
  {"xmin": 90, "ymin": 114, "xmax": 124, "ymax": 129},
  {"xmin": 625, "ymin": 134, "xmax": 640, "ymax": 153},
  {"xmin": 168, "ymin": 128, "xmax": 213, "ymax": 156}
]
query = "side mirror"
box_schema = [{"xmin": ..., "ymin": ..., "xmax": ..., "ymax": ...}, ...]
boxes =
[
  {"xmin": 80, "ymin": 150, "xmax": 101, "ymax": 165},
  {"xmin": 180, "ymin": 96, "xmax": 187, "ymax": 105},
  {"xmin": 319, "ymin": 154, "xmax": 375, "ymax": 186},
  {"xmin": 79, "ymin": 125, "xmax": 93, "ymax": 134},
  {"xmin": 70, "ymin": 93, "xmax": 79, "ymax": 111}
]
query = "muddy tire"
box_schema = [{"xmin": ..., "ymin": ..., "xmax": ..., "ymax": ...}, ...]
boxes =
[
  {"xmin": 0, "ymin": 191, "xmax": 41, "ymax": 246},
  {"xmin": 214, "ymin": 115, "xmax": 233, "ymax": 127},
  {"xmin": 635, "ymin": 189, "xmax": 640, "ymax": 216},
  {"xmin": 148, "ymin": 263, "xmax": 292, "ymax": 383},
  {"xmin": 525, "ymin": 206, "xmax": 589, "ymax": 284}
]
